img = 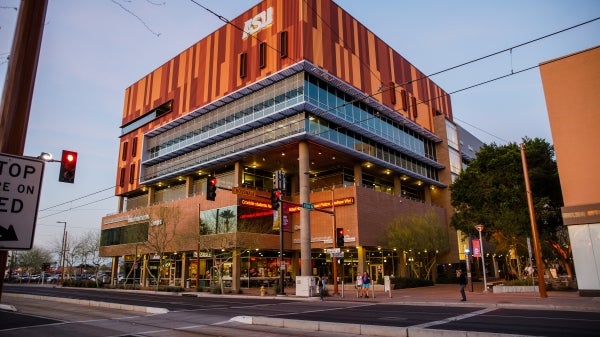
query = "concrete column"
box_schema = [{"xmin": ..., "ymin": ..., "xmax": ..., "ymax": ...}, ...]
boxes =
[
  {"xmin": 424, "ymin": 185, "xmax": 432, "ymax": 204},
  {"xmin": 234, "ymin": 161, "xmax": 243, "ymax": 186},
  {"xmin": 186, "ymin": 176, "xmax": 193, "ymax": 197},
  {"xmin": 292, "ymin": 251, "xmax": 300, "ymax": 279},
  {"xmin": 232, "ymin": 248, "xmax": 241, "ymax": 291},
  {"xmin": 299, "ymin": 141, "xmax": 311, "ymax": 276},
  {"xmin": 147, "ymin": 186, "xmax": 155, "ymax": 206},
  {"xmin": 111, "ymin": 256, "xmax": 119, "ymax": 286},
  {"xmin": 353, "ymin": 163, "xmax": 362, "ymax": 187},
  {"xmin": 357, "ymin": 246, "xmax": 366, "ymax": 275},
  {"xmin": 181, "ymin": 253, "xmax": 186, "ymax": 287},
  {"xmin": 117, "ymin": 196, "xmax": 125, "ymax": 213},
  {"xmin": 393, "ymin": 176, "xmax": 401, "ymax": 197}
]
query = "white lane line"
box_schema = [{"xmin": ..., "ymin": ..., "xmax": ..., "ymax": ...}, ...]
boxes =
[{"xmin": 410, "ymin": 307, "xmax": 498, "ymax": 328}]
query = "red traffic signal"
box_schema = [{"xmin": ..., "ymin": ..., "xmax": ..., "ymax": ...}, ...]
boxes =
[
  {"xmin": 336, "ymin": 227, "xmax": 345, "ymax": 247},
  {"xmin": 58, "ymin": 150, "xmax": 77, "ymax": 183},
  {"xmin": 271, "ymin": 189, "xmax": 281, "ymax": 210},
  {"xmin": 206, "ymin": 176, "xmax": 217, "ymax": 200}
]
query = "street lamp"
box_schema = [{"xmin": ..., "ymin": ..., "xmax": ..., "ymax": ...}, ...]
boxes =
[
  {"xmin": 37, "ymin": 152, "xmax": 60, "ymax": 162},
  {"xmin": 464, "ymin": 248, "xmax": 473, "ymax": 292},
  {"xmin": 57, "ymin": 221, "xmax": 67, "ymax": 281},
  {"xmin": 474, "ymin": 224, "xmax": 488, "ymax": 293}
]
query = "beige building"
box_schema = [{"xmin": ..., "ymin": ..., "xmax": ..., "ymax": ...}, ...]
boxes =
[{"xmin": 540, "ymin": 45, "xmax": 600, "ymax": 296}]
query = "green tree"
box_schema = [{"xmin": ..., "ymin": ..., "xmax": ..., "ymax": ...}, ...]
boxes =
[
  {"xmin": 17, "ymin": 247, "xmax": 52, "ymax": 281},
  {"xmin": 450, "ymin": 138, "xmax": 570, "ymax": 277},
  {"xmin": 384, "ymin": 211, "xmax": 450, "ymax": 280}
]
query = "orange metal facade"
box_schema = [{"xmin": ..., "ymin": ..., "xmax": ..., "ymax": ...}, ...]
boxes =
[{"xmin": 116, "ymin": 0, "xmax": 451, "ymax": 196}]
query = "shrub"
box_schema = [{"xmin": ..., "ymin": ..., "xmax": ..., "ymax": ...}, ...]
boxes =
[{"xmin": 158, "ymin": 285, "xmax": 183, "ymax": 292}]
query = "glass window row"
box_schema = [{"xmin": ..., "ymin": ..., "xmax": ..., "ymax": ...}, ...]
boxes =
[
  {"xmin": 141, "ymin": 114, "xmax": 306, "ymax": 182},
  {"xmin": 308, "ymin": 116, "xmax": 439, "ymax": 182},
  {"xmin": 304, "ymin": 74, "xmax": 436, "ymax": 161},
  {"xmin": 146, "ymin": 74, "xmax": 305, "ymax": 160}
]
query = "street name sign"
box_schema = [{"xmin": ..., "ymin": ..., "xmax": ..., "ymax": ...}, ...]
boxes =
[
  {"xmin": 302, "ymin": 202, "xmax": 315, "ymax": 210},
  {"xmin": 0, "ymin": 153, "xmax": 44, "ymax": 250}
]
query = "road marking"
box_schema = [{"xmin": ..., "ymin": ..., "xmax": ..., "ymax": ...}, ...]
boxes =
[{"xmin": 410, "ymin": 307, "xmax": 498, "ymax": 328}]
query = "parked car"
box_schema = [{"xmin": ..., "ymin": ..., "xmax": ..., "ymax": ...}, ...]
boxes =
[
  {"xmin": 89, "ymin": 273, "xmax": 111, "ymax": 283},
  {"xmin": 45, "ymin": 274, "xmax": 61, "ymax": 283}
]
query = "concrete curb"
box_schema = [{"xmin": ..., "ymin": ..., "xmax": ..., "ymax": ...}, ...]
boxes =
[
  {"xmin": 4, "ymin": 293, "xmax": 169, "ymax": 314},
  {"xmin": 231, "ymin": 316, "xmax": 531, "ymax": 337},
  {"xmin": 0, "ymin": 303, "xmax": 17, "ymax": 312}
]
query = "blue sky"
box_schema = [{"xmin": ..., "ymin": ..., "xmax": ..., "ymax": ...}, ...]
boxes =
[{"xmin": 1, "ymin": 0, "xmax": 599, "ymax": 252}]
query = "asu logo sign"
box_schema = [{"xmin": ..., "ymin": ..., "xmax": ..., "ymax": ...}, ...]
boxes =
[{"xmin": 242, "ymin": 7, "xmax": 273, "ymax": 40}]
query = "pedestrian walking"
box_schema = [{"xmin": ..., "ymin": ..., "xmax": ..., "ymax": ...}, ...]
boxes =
[
  {"xmin": 356, "ymin": 274, "xmax": 363, "ymax": 297},
  {"xmin": 361, "ymin": 271, "xmax": 371, "ymax": 298},
  {"xmin": 317, "ymin": 276, "xmax": 325, "ymax": 301},
  {"xmin": 458, "ymin": 269, "xmax": 467, "ymax": 301}
]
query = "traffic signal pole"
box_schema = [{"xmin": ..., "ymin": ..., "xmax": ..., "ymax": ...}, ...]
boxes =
[
  {"xmin": 0, "ymin": 0, "xmax": 48, "ymax": 302},
  {"xmin": 332, "ymin": 189, "xmax": 338, "ymax": 295}
]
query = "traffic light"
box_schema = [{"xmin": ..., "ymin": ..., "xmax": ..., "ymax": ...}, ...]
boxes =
[
  {"xmin": 206, "ymin": 176, "xmax": 217, "ymax": 200},
  {"xmin": 58, "ymin": 150, "xmax": 77, "ymax": 183},
  {"xmin": 271, "ymin": 189, "xmax": 281, "ymax": 210},
  {"xmin": 336, "ymin": 227, "xmax": 344, "ymax": 247}
]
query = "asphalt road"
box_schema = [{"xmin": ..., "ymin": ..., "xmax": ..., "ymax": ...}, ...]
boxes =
[{"xmin": 2, "ymin": 284, "xmax": 600, "ymax": 337}]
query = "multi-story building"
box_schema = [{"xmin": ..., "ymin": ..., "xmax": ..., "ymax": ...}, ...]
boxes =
[
  {"xmin": 540, "ymin": 45, "xmax": 600, "ymax": 296},
  {"xmin": 100, "ymin": 0, "xmax": 474, "ymax": 290}
]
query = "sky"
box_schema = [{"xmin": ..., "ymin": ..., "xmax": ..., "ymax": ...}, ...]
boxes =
[{"xmin": 1, "ymin": 0, "xmax": 599, "ymax": 255}]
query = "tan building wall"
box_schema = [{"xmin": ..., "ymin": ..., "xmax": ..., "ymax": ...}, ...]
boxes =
[{"xmin": 540, "ymin": 45, "xmax": 600, "ymax": 295}]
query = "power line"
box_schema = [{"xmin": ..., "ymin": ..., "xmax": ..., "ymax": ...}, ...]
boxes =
[
  {"xmin": 37, "ymin": 8, "xmax": 598, "ymax": 215},
  {"xmin": 38, "ymin": 195, "xmax": 116, "ymax": 220},
  {"xmin": 39, "ymin": 185, "xmax": 115, "ymax": 212}
]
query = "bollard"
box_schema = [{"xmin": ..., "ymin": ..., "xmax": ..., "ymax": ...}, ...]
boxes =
[{"xmin": 260, "ymin": 285, "xmax": 266, "ymax": 296}]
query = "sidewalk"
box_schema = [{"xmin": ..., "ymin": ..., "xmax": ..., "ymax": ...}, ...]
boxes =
[{"xmin": 234, "ymin": 282, "xmax": 600, "ymax": 312}]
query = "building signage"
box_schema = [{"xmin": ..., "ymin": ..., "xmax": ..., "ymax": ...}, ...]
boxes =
[
  {"xmin": 241, "ymin": 198, "xmax": 271, "ymax": 210},
  {"xmin": 242, "ymin": 7, "xmax": 273, "ymax": 39},
  {"xmin": 288, "ymin": 197, "xmax": 355, "ymax": 213},
  {"xmin": 0, "ymin": 153, "xmax": 44, "ymax": 250},
  {"xmin": 232, "ymin": 186, "xmax": 270, "ymax": 198},
  {"xmin": 128, "ymin": 214, "xmax": 150, "ymax": 223}
]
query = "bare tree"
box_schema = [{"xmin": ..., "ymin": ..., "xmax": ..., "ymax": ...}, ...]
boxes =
[
  {"xmin": 75, "ymin": 231, "xmax": 108, "ymax": 286},
  {"xmin": 143, "ymin": 206, "xmax": 181, "ymax": 289}
]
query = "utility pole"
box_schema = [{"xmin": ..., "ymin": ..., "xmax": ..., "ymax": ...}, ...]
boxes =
[
  {"xmin": 0, "ymin": 0, "xmax": 48, "ymax": 302},
  {"xmin": 520, "ymin": 143, "xmax": 548, "ymax": 298}
]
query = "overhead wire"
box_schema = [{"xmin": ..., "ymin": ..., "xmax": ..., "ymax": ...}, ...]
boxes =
[{"xmin": 39, "ymin": 5, "xmax": 598, "ymax": 218}]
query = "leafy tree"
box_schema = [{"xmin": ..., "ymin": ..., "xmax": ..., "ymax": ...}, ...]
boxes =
[
  {"xmin": 384, "ymin": 211, "xmax": 450, "ymax": 280},
  {"xmin": 450, "ymin": 138, "xmax": 570, "ymax": 277},
  {"xmin": 17, "ymin": 247, "xmax": 52, "ymax": 281}
]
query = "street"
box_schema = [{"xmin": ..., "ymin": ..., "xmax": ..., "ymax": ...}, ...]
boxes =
[{"xmin": 1, "ymin": 284, "xmax": 599, "ymax": 336}]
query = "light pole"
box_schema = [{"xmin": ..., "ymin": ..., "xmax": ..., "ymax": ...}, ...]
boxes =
[
  {"xmin": 474, "ymin": 224, "xmax": 488, "ymax": 293},
  {"xmin": 465, "ymin": 248, "xmax": 473, "ymax": 292},
  {"xmin": 57, "ymin": 221, "xmax": 67, "ymax": 281}
]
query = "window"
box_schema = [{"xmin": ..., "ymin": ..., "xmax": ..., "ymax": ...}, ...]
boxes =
[
  {"xmin": 129, "ymin": 164, "xmax": 136, "ymax": 184},
  {"xmin": 119, "ymin": 167, "xmax": 126, "ymax": 187},
  {"xmin": 401, "ymin": 90, "xmax": 407, "ymax": 111},
  {"xmin": 121, "ymin": 141, "xmax": 128, "ymax": 161},
  {"xmin": 411, "ymin": 96, "xmax": 418, "ymax": 118},
  {"xmin": 389, "ymin": 82, "xmax": 396, "ymax": 105},
  {"xmin": 259, "ymin": 42, "xmax": 267, "ymax": 69},
  {"xmin": 239, "ymin": 52, "xmax": 247, "ymax": 78},
  {"xmin": 131, "ymin": 137, "xmax": 138, "ymax": 158},
  {"xmin": 279, "ymin": 31, "xmax": 288, "ymax": 58}
]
